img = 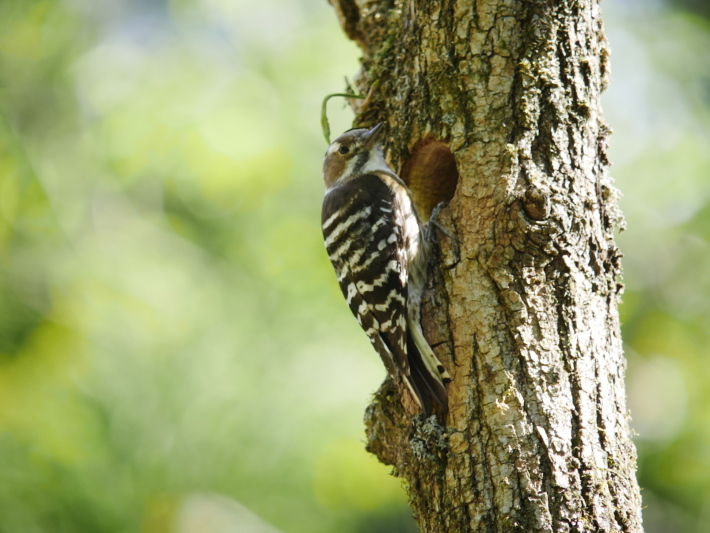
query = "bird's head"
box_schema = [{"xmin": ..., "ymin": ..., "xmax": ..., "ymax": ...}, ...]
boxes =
[{"xmin": 322, "ymin": 123, "xmax": 388, "ymax": 190}]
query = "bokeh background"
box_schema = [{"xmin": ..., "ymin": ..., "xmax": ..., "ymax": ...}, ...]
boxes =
[{"xmin": 0, "ymin": 0, "xmax": 708, "ymax": 531}]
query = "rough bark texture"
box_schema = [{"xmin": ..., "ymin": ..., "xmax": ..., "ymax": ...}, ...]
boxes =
[{"xmin": 330, "ymin": 0, "xmax": 644, "ymax": 532}]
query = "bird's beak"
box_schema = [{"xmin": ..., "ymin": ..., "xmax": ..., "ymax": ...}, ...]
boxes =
[{"xmin": 363, "ymin": 123, "xmax": 384, "ymax": 150}]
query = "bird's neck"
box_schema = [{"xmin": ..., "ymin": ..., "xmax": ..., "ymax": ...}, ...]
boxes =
[{"xmin": 325, "ymin": 151, "xmax": 395, "ymax": 193}]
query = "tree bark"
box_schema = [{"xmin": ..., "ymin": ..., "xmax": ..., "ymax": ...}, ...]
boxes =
[{"xmin": 329, "ymin": 0, "xmax": 644, "ymax": 532}]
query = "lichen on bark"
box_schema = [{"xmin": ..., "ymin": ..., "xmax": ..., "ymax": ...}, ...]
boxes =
[{"xmin": 329, "ymin": 0, "xmax": 644, "ymax": 531}]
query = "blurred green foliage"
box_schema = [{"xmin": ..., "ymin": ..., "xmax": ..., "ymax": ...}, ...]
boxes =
[
  {"xmin": 0, "ymin": 1, "xmax": 411, "ymax": 532},
  {"xmin": 605, "ymin": 4, "xmax": 710, "ymax": 533},
  {"xmin": 0, "ymin": 0, "xmax": 708, "ymax": 532}
]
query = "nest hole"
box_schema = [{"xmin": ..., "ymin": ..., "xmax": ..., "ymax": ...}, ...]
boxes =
[{"xmin": 400, "ymin": 139, "xmax": 459, "ymax": 222}]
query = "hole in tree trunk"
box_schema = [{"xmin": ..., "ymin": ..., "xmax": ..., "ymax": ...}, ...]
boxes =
[{"xmin": 400, "ymin": 139, "xmax": 459, "ymax": 222}]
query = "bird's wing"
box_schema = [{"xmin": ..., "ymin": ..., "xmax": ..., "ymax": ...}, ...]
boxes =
[{"xmin": 322, "ymin": 174, "xmax": 411, "ymax": 379}]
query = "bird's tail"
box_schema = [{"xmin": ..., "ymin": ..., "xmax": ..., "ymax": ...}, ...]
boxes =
[{"xmin": 406, "ymin": 331, "xmax": 449, "ymax": 419}]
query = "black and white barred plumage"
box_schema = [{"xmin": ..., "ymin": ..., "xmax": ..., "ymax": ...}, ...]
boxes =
[{"xmin": 321, "ymin": 124, "xmax": 449, "ymax": 417}]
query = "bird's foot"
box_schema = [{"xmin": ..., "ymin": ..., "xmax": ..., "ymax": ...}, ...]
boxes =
[{"xmin": 425, "ymin": 201, "xmax": 460, "ymax": 267}]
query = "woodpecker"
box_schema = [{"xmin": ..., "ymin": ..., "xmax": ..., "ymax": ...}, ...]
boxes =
[{"xmin": 321, "ymin": 123, "xmax": 450, "ymax": 418}]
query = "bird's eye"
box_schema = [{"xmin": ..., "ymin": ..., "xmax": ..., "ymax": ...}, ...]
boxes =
[{"xmin": 338, "ymin": 145, "xmax": 350, "ymax": 155}]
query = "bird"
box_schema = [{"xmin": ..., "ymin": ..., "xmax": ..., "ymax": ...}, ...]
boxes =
[{"xmin": 320, "ymin": 123, "xmax": 450, "ymax": 418}]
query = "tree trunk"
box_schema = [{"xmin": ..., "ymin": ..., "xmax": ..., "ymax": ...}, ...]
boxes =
[{"xmin": 329, "ymin": 0, "xmax": 644, "ymax": 532}]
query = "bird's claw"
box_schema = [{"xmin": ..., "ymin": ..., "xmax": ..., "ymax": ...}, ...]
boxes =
[{"xmin": 425, "ymin": 201, "xmax": 460, "ymax": 267}]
